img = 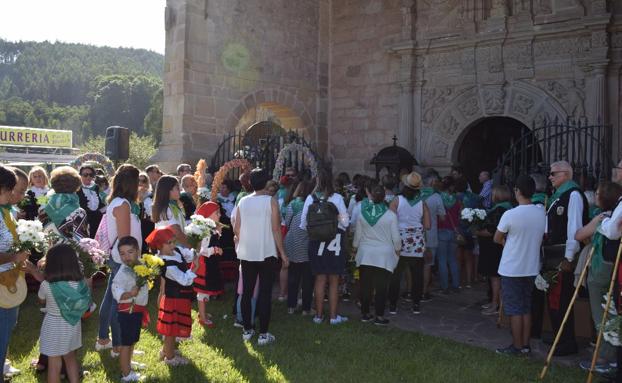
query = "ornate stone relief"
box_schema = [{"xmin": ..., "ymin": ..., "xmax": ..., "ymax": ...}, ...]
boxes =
[
  {"xmin": 613, "ymin": 32, "xmax": 622, "ymax": 48},
  {"xmin": 511, "ymin": 93, "xmax": 535, "ymax": 116},
  {"xmin": 438, "ymin": 114, "xmax": 460, "ymax": 138},
  {"xmin": 427, "ymin": 50, "xmax": 462, "ymax": 69},
  {"xmin": 534, "ymin": 0, "xmax": 552, "ymax": 14},
  {"xmin": 422, "ymin": 87, "xmax": 454, "ymax": 124},
  {"xmin": 456, "ymin": 89, "xmax": 480, "ymax": 118},
  {"xmin": 544, "ymin": 80, "xmax": 586, "ymax": 118},
  {"xmin": 482, "ymin": 85, "xmax": 506, "ymax": 114},
  {"xmin": 591, "ymin": 30, "xmax": 608, "ymax": 49},
  {"xmin": 477, "ymin": 46, "xmax": 503, "ymax": 73},
  {"xmin": 534, "ymin": 37, "xmax": 590, "ymax": 59},
  {"xmin": 430, "ymin": 139, "xmax": 449, "ymax": 158},
  {"xmin": 504, "ymin": 42, "xmax": 532, "ymax": 69}
]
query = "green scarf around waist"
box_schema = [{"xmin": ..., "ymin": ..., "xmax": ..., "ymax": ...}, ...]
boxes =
[{"xmin": 49, "ymin": 280, "xmax": 91, "ymax": 326}]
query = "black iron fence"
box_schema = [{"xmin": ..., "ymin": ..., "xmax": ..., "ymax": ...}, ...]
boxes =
[
  {"xmin": 493, "ymin": 117, "xmax": 615, "ymax": 185},
  {"xmin": 209, "ymin": 130, "xmax": 319, "ymax": 179}
]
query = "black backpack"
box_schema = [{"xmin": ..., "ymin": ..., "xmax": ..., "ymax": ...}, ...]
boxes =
[{"xmin": 306, "ymin": 193, "xmax": 339, "ymax": 241}]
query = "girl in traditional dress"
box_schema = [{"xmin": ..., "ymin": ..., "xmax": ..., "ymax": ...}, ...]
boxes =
[{"xmin": 152, "ymin": 175, "xmax": 191, "ymax": 247}]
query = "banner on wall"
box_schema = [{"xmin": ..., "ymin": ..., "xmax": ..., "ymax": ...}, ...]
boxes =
[{"xmin": 0, "ymin": 126, "xmax": 73, "ymax": 149}]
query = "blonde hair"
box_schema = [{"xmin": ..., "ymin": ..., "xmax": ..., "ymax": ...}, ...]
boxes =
[{"xmin": 28, "ymin": 166, "xmax": 49, "ymax": 187}]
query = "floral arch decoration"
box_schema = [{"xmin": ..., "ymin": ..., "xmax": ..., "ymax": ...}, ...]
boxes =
[
  {"xmin": 69, "ymin": 153, "xmax": 116, "ymax": 177},
  {"xmin": 272, "ymin": 143, "xmax": 318, "ymax": 181},
  {"xmin": 211, "ymin": 159, "xmax": 253, "ymax": 201}
]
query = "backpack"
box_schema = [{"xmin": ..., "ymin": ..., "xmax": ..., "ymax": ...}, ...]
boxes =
[
  {"xmin": 94, "ymin": 213, "xmax": 116, "ymax": 259},
  {"xmin": 306, "ymin": 194, "xmax": 339, "ymax": 242}
]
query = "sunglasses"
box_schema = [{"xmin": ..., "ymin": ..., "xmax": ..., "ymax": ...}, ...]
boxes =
[
  {"xmin": 549, "ymin": 171, "xmax": 568, "ymax": 177},
  {"xmin": 81, "ymin": 173, "xmax": 95, "ymax": 178}
]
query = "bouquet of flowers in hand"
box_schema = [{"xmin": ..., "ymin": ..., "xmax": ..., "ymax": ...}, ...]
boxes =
[
  {"xmin": 534, "ymin": 269, "xmax": 559, "ymax": 292},
  {"xmin": 133, "ymin": 253, "xmax": 164, "ymax": 290},
  {"xmin": 11, "ymin": 219, "xmax": 48, "ymax": 253},
  {"xmin": 75, "ymin": 238, "xmax": 107, "ymax": 277},
  {"xmin": 185, "ymin": 214, "xmax": 218, "ymax": 248},
  {"xmin": 460, "ymin": 208, "xmax": 487, "ymax": 231}
]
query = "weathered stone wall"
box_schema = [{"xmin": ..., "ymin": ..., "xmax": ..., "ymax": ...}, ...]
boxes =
[
  {"xmin": 329, "ymin": 0, "xmax": 403, "ymax": 175},
  {"xmin": 157, "ymin": 0, "xmax": 320, "ymax": 171}
]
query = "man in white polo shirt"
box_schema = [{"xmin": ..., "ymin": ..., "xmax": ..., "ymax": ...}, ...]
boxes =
[{"xmin": 494, "ymin": 175, "xmax": 546, "ymax": 356}]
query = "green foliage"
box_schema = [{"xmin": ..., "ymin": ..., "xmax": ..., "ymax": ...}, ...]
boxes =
[
  {"xmin": 144, "ymin": 88, "xmax": 163, "ymax": 144},
  {"xmin": 80, "ymin": 133, "xmax": 157, "ymax": 170},
  {"xmin": 0, "ymin": 39, "xmax": 163, "ymax": 145}
]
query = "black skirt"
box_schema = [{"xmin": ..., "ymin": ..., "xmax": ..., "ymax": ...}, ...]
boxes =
[
  {"xmin": 308, "ymin": 229, "xmax": 347, "ymax": 275},
  {"xmin": 477, "ymin": 236, "xmax": 502, "ymax": 277}
]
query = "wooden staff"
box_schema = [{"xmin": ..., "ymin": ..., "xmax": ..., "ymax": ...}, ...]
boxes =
[
  {"xmin": 587, "ymin": 241, "xmax": 622, "ymax": 383},
  {"xmin": 540, "ymin": 246, "xmax": 595, "ymax": 380}
]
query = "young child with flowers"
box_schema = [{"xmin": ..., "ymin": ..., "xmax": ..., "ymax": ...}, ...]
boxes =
[
  {"xmin": 38, "ymin": 243, "xmax": 92, "ymax": 383},
  {"xmin": 112, "ymin": 236, "xmax": 150, "ymax": 382},
  {"xmin": 192, "ymin": 202, "xmax": 224, "ymax": 327},
  {"xmin": 146, "ymin": 226, "xmax": 198, "ymax": 366}
]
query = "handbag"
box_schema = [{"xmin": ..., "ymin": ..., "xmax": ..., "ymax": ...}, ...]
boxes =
[
  {"xmin": 0, "ymin": 265, "xmax": 27, "ymax": 309},
  {"xmin": 446, "ymin": 209, "xmax": 467, "ymax": 246}
]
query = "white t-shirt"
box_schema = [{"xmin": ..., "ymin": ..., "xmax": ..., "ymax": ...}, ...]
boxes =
[
  {"xmin": 236, "ymin": 194, "xmax": 277, "ymax": 262},
  {"xmin": 107, "ymin": 198, "xmax": 142, "ymax": 264},
  {"xmin": 497, "ymin": 204, "xmax": 545, "ymax": 277}
]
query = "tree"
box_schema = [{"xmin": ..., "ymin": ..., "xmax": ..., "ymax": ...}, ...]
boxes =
[
  {"xmin": 144, "ymin": 88, "xmax": 163, "ymax": 144},
  {"xmin": 80, "ymin": 133, "xmax": 158, "ymax": 170}
]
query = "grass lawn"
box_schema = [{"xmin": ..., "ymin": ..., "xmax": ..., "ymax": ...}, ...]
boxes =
[{"xmin": 7, "ymin": 286, "xmax": 586, "ymax": 383}]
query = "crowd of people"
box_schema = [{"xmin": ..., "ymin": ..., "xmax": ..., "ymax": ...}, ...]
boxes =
[{"xmin": 0, "ymin": 156, "xmax": 621, "ymax": 381}]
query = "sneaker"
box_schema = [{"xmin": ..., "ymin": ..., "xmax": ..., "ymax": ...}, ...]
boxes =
[
  {"xmin": 342, "ymin": 293, "xmax": 351, "ymax": 302},
  {"xmin": 163, "ymin": 355, "xmax": 189, "ymax": 366},
  {"xmin": 110, "ymin": 350, "xmax": 120, "ymax": 358},
  {"xmin": 175, "ymin": 336, "xmax": 192, "ymax": 343},
  {"xmin": 579, "ymin": 360, "xmax": 615, "ymax": 374},
  {"xmin": 481, "ymin": 302, "xmax": 493, "ymax": 309},
  {"xmin": 374, "ymin": 317, "xmax": 389, "ymax": 326},
  {"xmin": 133, "ymin": 350, "xmax": 145, "ymax": 356},
  {"xmin": 3, "ymin": 363, "xmax": 20, "ymax": 377},
  {"xmin": 257, "ymin": 333, "xmax": 276, "ymax": 346},
  {"xmin": 412, "ymin": 304, "xmax": 421, "ymax": 315},
  {"xmin": 420, "ymin": 293, "xmax": 432, "ymax": 302},
  {"xmin": 301, "ymin": 310, "xmax": 313, "ymax": 316},
  {"xmin": 159, "ymin": 350, "xmax": 181, "ymax": 361},
  {"xmin": 361, "ymin": 314, "xmax": 374, "ymax": 323},
  {"xmin": 287, "ymin": 308, "xmax": 295, "ymax": 314},
  {"xmin": 233, "ymin": 320, "xmax": 244, "ymax": 328},
  {"xmin": 242, "ymin": 329, "xmax": 255, "ymax": 341},
  {"xmin": 277, "ymin": 296, "xmax": 286, "ymax": 302},
  {"xmin": 496, "ymin": 344, "xmax": 523, "ymax": 356},
  {"xmin": 312, "ymin": 316, "xmax": 323, "ymax": 324},
  {"xmin": 130, "ymin": 361, "xmax": 147, "ymax": 370},
  {"xmin": 481, "ymin": 306, "xmax": 499, "ymax": 316},
  {"xmin": 121, "ymin": 371, "xmax": 144, "ymax": 382},
  {"xmin": 520, "ymin": 346, "xmax": 531, "ymax": 356},
  {"xmin": 401, "ymin": 292, "xmax": 412, "ymax": 302},
  {"xmin": 465, "ymin": 284, "xmax": 472, "ymax": 289},
  {"xmin": 95, "ymin": 339, "xmax": 112, "ymax": 351},
  {"xmin": 330, "ymin": 315, "xmax": 348, "ymax": 325},
  {"xmin": 388, "ymin": 306, "xmax": 397, "ymax": 315}
]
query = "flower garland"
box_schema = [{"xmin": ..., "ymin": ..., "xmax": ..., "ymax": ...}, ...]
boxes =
[
  {"xmin": 194, "ymin": 159, "xmax": 208, "ymax": 189},
  {"xmin": 210, "ymin": 159, "xmax": 252, "ymax": 201},
  {"xmin": 70, "ymin": 153, "xmax": 116, "ymax": 177},
  {"xmin": 272, "ymin": 143, "xmax": 318, "ymax": 181}
]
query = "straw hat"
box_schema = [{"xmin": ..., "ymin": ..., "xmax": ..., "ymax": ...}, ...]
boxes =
[{"xmin": 401, "ymin": 171, "xmax": 422, "ymax": 189}]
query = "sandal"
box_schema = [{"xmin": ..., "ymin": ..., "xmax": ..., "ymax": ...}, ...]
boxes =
[
  {"xmin": 198, "ymin": 317, "xmax": 215, "ymax": 328},
  {"xmin": 30, "ymin": 359, "xmax": 46, "ymax": 373}
]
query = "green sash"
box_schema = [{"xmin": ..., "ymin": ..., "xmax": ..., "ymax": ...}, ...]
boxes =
[
  {"xmin": 289, "ymin": 198, "xmax": 305, "ymax": 217},
  {"xmin": 49, "ymin": 280, "xmax": 91, "ymax": 326},
  {"xmin": 45, "ymin": 193, "xmax": 80, "ymax": 227},
  {"xmin": 531, "ymin": 192, "xmax": 547, "ymax": 206},
  {"xmin": 547, "ymin": 180, "xmax": 580, "ymax": 209}
]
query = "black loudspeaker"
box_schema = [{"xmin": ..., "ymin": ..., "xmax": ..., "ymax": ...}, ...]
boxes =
[{"xmin": 105, "ymin": 126, "xmax": 129, "ymax": 160}]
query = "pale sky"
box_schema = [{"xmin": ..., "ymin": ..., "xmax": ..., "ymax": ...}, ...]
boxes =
[{"xmin": 0, "ymin": 0, "xmax": 166, "ymax": 54}]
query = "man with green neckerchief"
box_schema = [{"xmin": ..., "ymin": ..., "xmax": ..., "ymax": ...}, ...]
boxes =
[{"xmin": 543, "ymin": 160, "xmax": 589, "ymax": 356}]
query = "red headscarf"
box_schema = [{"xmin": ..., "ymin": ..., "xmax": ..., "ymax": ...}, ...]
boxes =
[
  {"xmin": 145, "ymin": 226, "xmax": 175, "ymax": 250},
  {"xmin": 196, "ymin": 201, "xmax": 220, "ymax": 219}
]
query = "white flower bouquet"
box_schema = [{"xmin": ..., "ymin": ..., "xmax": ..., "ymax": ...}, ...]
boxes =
[
  {"xmin": 460, "ymin": 208, "xmax": 487, "ymax": 231},
  {"xmin": 185, "ymin": 214, "xmax": 218, "ymax": 248},
  {"xmin": 534, "ymin": 269, "xmax": 559, "ymax": 292},
  {"xmin": 11, "ymin": 219, "xmax": 48, "ymax": 253},
  {"xmin": 603, "ymin": 313, "xmax": 622, "ymax": 347}
]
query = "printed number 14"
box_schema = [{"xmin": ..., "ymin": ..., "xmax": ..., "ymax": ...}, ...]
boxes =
[{"xmin": 317, "ymin": 234, "xmax": 341, "ymax": 256}]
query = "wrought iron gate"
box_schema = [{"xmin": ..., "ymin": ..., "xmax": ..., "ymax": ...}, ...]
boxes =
[
  {"xmin": 493, "ymin": 117, "xmax": 615, "ymax": 184},
  {"xmin": 209, "ymin": 130, "xmax": 319, "ymax": 178}
]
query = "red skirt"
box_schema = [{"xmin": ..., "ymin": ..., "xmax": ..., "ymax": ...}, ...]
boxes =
[
  {"xmin": 193, "ymin": 256, "xmax": 224, "ymax": 296},
  {"xmin": 157, "ymin": 296, "xmax": 192, "ymax": 338}
]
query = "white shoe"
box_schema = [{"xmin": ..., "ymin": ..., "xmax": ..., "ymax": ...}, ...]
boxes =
[
  {"xmin": 158, "ymin": 350, "xmax": 181, "ymax": 361},
  {"xmin": 257, "ymin": 333, "xmax": 276, "ymax": 346},
  {"xmin": 130, "ymin": 361, "xmax": 147, "ymax": 370},
  {"xmin": 133, "ymin": 350, "xmax": 145, "ymax": 356},
  {"xmin": 3, "ymin": 362, "xmax": 20, "ymax": 377},
  {"xmin": 95, "ymin": 340, "xmax": 113, "ymax": 351},
  {"xmin": 242, "ymin": 329, "xmax": 255, "ymax": 341},
  {"xmin": 121, "ymin": 371, "xmax": 144, "ymax": 382},
  {"xmin": 312, "ymin": 316, "xmax": 323, "ymax": 324},
  {"xmin": 110, "ymin": 350, "xmax": 120, "ymax": 358},
  {"xmin": 175, "ymin": 336, "xmax": 192, "ymax": 343},
  {"xmin": 163, "ymin": 355, "xmax": 189, "ymax": 366},
  {"xmin": 330, "ymin": 315, "xmax": 348, "ymax": 325}
]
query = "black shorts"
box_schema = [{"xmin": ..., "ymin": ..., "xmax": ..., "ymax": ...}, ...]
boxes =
[
  {"xmin": 118, "ymin": 312, "xmax": 143, "ymax": 346},
  {"xmin": 308, "ymin": 229, "xmax": 347, "ymax": 275}
]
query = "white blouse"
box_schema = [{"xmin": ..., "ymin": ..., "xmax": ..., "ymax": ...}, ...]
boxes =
[
  {"xmin": 160, "ymin": 248, "xmax": 196, "ymax": 286},
  {"xmin": 107, "ymin": 198, "xmax": 142, "ymax": 264},
  {"xmin": 112, "ymin": 264, "xmax": 149, "ymax": 306}
]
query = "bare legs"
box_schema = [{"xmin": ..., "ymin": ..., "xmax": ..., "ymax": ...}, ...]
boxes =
[{"xmin": 314, "ymin": 274, "xmax": 341, "ymax": 319}]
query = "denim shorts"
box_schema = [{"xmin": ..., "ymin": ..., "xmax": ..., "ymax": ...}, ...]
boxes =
[{"xmin": 501, "ymin": 276, "xmax": 535, "ymax": 316}]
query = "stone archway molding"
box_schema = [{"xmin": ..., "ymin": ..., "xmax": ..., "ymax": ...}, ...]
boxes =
[
  {"xmin": 224, "ymin": 88, "xmax": 314, "ymax": 135},
  {"xmin": 422, "ymin": 80, "xmax": 569, "ymax": 165}
]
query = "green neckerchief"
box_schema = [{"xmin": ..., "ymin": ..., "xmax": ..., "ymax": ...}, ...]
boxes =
[
  {"xmin": 405, "ymin": 190, "xmax": 424, "ymax": 207},
  {"xmin": 168, "ymin": 200, "xmax": 185, "ymax": 224},
  {"xmin": 589, "ymin": 206, "xmax": 602, "ymax": 219},
  {"xmin": 277, "ymin": 186, "xmax": 288, "ymax": 201},
  {"xmin": 49, "ymin": 280, "xmax": 91, "ymax": 326},
  {"xmin": 420, "ymin": 187, "xmax": 436, "ymax": 201},
  {"xmin": 82, "ymin": 183, "xmax": 97, "ymax": 191},
  {"xmin": 45, "ymin": 193, "xmax": 80, "ymax": 227},
  {"xmin": 130, "ymin": 201, "xmax": 140, "ymax": 216},
  {"xmin": 490, "ymin": 201, "xmax": 513, "ymax": 212},
  {"xmin": 235, "ymin": 191, "xmax": 250, "ymax": 206},
  {"xmin": 591, "ymin": 225, "xmax": 605, "ymax": 272},
  {"xmin": 547, "ymin": 180, "xmax": 580, "ymax": 209},
  {"xmin": 462, "ymin": 191, "xmax": 481, "ymax": 208},
  {"xmin": 531, "ymin": 192, "xmax": 547, "ymax": 206},
  {"xmin": 289, "ymin": 197, "xmax": 305, "ymax": 216},
  {"xmin": 361, "ymin": 198, "xmax": 388, "ymax": 226},
  {"xmin": 440, "ymin": 192, "xmax": 457, "ymax": 209}
]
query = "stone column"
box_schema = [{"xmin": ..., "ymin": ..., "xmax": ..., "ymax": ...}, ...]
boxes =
[
  {"xmin": 398, "ymin": 54, "xmax": 415, "ymax": 153},
  {"xmin": 590, "ymin": 64, "xmax": 607, "ymax": 124}
]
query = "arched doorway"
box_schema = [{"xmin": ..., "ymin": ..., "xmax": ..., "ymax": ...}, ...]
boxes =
[{"xmin": 456, "ymin": 117, "xmax": 531, "ymax": 191}]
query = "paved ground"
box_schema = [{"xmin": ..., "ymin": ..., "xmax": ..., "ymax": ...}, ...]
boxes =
[{"xmin": 335, "ymin": 281, "xmax": 594, "ymax": 368}]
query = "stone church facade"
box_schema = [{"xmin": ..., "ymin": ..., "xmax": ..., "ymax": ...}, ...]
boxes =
[{"xmin": 155, "ymin": 0, "xmax": 622, "ymax": 176}]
